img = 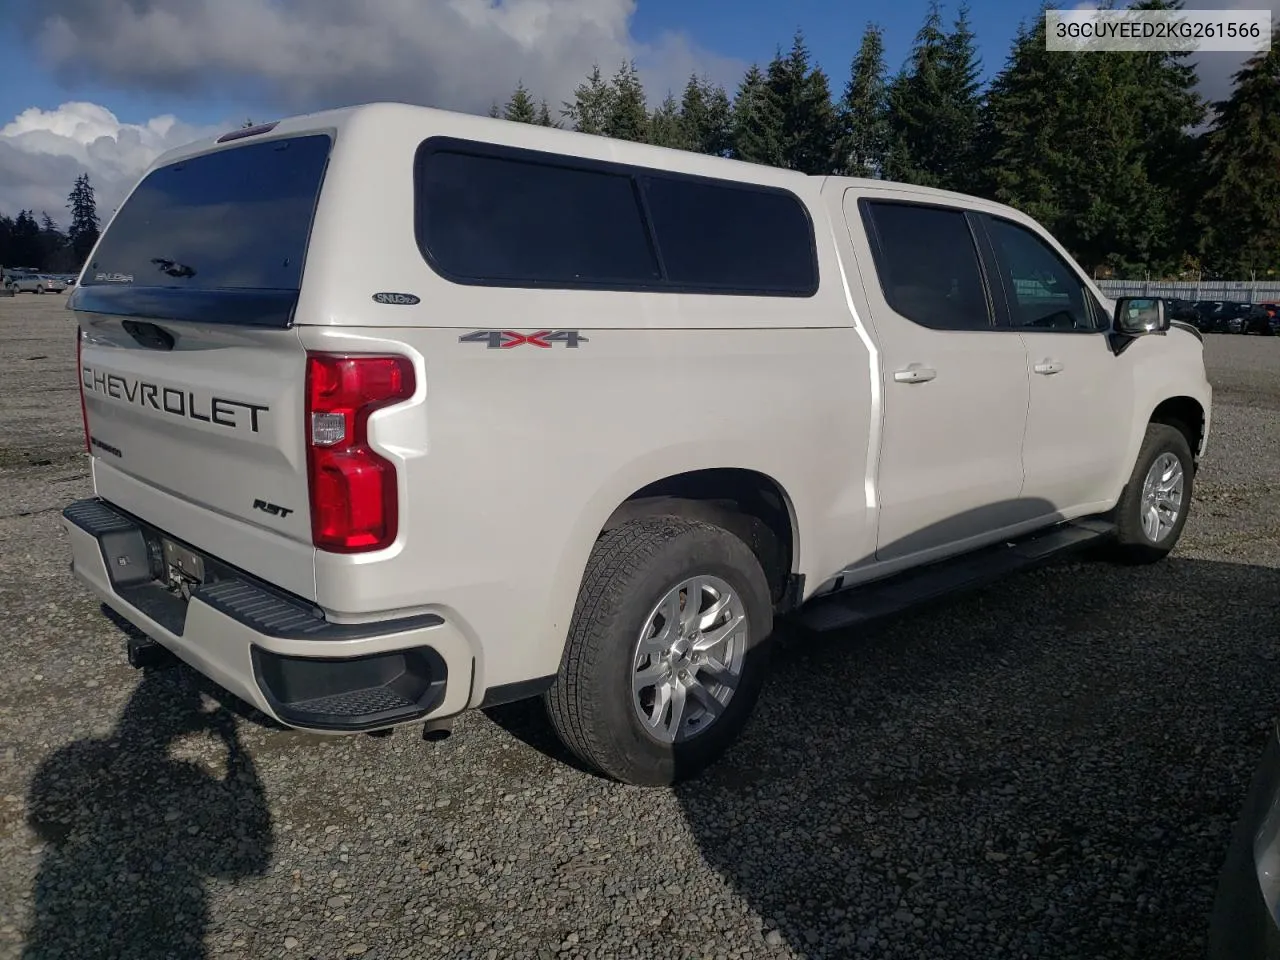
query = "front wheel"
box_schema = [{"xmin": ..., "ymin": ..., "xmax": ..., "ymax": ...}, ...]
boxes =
[
  {"xmin": 546, "ymin": 516, "xmax": 773, "ymax": 786},
  {"xmin": 1106, "ymin": 423, "xmax": 1194, "ymax": 564}
]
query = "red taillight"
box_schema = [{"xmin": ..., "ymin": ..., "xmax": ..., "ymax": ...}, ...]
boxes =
[
  {"xmin": 77, "ymin": 329, "xmax": 89, "ymax": 453},
  {"xmin": 304, "ymin": 353, "xmax": 415, "ymax": 553}
]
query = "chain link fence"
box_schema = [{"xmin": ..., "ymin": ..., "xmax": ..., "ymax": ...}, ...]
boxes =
[{"xmin": 1094, "ymin": 280, "xmax": 1280, "ymax": 302}]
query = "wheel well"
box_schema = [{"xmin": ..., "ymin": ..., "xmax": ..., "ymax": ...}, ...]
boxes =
[
  {"xmin": 1150, "ymin": 397, "xmax": 1205, "ymax": 459},
  {"xmin": 601, "ymin": 468, "xmax": 798, "ymax": 609}
]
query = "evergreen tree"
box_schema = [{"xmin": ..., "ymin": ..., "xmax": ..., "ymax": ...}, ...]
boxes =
[
  {"xmin": 66, "ymin": 174, "xmax": 100, "ymax": 264},
  {"xmin": 606, "ymin": 60, "xmax": 650, "ymax": 142},
  {"xmin": 537, "ymin": 100, "xmax": 555, "ymax": 127},
  {"xmin": 0, "ymin": 215, "xmax": 13, "ymax": 268},
  {"xmin": 765, "ymin": 31, "xmax": 838, "ymax": 174},
  {"xmin": 730, "ymin": 64, "xmax": 784, "ymax": 166},
  {"xmin": 679, "ymin": 75, "xmax": 733, "ymax": 157},
  {"xmin": 1126, "ymin": 0, "xmax": 1207, "ymax": 271},
  {"xmin": 39, "ymin": 213, "xmax": 65, "ymax": 271},
  {"xmin": 837, "ymin": 23, "xmax": 890, "ymax": 178},
  {"xmin": 562, "ymin": 64, "xmax": 613, "ymax": 135},
  {"xmin": 982, "ymin": 4, "xmax": 1204, "ymax": 275},
  {"xmin": 937, "ymin": 5, "xmax": 983, "ymax": 192},
  {"xmin": 882, "ymin": 4, "xmax": 948, "ymax": 185},
  {"xmin": 12, "ymin": 210, "xmax": 42, "ymax": 267},
  {"xmin": 648, "ymin": 92, "xmax": 688, "ymax": 149},
  {"xmin": 981, "ymin": 19, "xmax": 1070, "ymax": 225},
  {"xmin": 1197, "ymin": 25, "xmax": 1280, "ymax": 277},
  {"xmin": 487, "ymin": 101, "xmax": 501, "ymax": 119},
  {"xmin": 503, "ymin": 81, "xmax": 539, "ymax": 124},
  {"xmin": 883, "ymin": 3, "xmax": 982, "ymax": 190}
]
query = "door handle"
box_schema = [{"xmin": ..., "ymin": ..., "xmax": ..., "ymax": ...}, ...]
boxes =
[
  {"xmin": 1033, "ymin": 359, "xmax": 1064, "ymax": 375},
  {"xmin": 893, "ymin": 365, "xmax": 937, "ymax": 384}
]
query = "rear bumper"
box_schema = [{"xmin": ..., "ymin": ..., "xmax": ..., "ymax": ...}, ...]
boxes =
[{"xmin": 62, "ymin": 497, "xmax": 476, "ymax": 732}]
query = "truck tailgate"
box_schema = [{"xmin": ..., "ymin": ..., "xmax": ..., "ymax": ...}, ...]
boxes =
[{"xmin": 79, "ymin": 316, "xmax": 315, "ymax": 597}]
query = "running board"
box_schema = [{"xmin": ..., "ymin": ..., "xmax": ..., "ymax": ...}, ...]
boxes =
[{"xmin": 791, "ymin": 518, "xmax": 1117, "ymax": 634}]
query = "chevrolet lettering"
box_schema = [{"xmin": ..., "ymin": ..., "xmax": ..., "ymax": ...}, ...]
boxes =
[{"xmin": 80, "ymin": 366, "xmax": 269, "ymax": 432}]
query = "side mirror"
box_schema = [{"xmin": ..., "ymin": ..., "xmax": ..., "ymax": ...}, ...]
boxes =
[{"xmin": 1114, "ymin": 297, "xmax": 1168, "ymax": 335}]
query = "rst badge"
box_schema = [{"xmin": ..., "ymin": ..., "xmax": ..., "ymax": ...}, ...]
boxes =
[{"xmin": 459, "ymin": 330, "xmax": 588, "ymax": 349}]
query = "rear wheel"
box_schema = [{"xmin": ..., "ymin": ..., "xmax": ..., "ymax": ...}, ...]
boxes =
[
  {"xmin": 34, "ymin": 285, "xmax": 43, "ymax": 295},
  {"xmin": 546, "ymin": 516, "xmax": 773, "ymax": 786},
  {"xmin": 1107, "ymin": 423, "xmax": 1194, "ymax": 564}
]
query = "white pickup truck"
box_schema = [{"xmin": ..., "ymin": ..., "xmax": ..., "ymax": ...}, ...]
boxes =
[{"xmin": 62, "ymin": 104, "xmax": 1211, "ymax": 786}]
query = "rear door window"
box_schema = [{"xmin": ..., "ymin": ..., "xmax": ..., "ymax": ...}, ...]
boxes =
[{"xmin": 860, "ymin": 200, "xmax": 994, "ymax": 331}]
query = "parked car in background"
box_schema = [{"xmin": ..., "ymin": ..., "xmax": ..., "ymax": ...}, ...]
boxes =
[
  {"xmin": 1165, "ymin": 298, "xmax": 1200, "ymax": 327},
  {"xmin": 3, "ymin": 269, "xmax": 34, "ymax": 293},
  {"xmin": 1243, "ymin": 302, "xmax": 1279, "ymax": 336},
  {"xmin": 4, "ymin": 272, "xmax": 64, "ymax": 294},
  {"xmin": 1218, "ymin": 304, "xmax": 1249, "ymax": 335},
  {"xmin": 1188, "ymin": 301, "xmax": 1222, "ymax": 333}
]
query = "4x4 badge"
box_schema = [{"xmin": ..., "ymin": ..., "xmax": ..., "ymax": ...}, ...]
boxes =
[{"xmin": 459, "ymin": 330, "xmax": 588, "ymax": 349}]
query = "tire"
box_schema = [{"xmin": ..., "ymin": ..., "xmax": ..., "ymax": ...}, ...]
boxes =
[
  {"xmin": 545, "ymin": 515, "xmax": 773, "ymax": 786},
  {"xmin": 1106, "ymin": 423, "xmax": 1194, "ymax": 564},
  {"xmin": 34, "ymin": 285, "xmax": 43, "ymax": 295}
]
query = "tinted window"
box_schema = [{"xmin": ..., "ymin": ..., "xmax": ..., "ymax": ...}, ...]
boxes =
[
  {"xmin": 985, "ymin": 217, "xmax": 1100, "ymax": 332},
  {"xmin": 640, "ymin": 175, "xmax": 817, "ymax": 294},
  {"xmin": 416, "ymin": 149, "xmax": 661, "ymax": 287},
  {"xmin": 83, "ymin": 134, "xmax": 332, "ymax": 292},
  {"xmin": 863, "ymin": 202, "xmax": 991, "ymax": 330},
  {"xmin": 414, "ymin": 139, "xmax": 818, "ymax": 296}
]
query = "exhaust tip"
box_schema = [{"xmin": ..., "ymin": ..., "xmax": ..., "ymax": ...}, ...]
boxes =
[{"xmin": 422, "ymin": 719, "xmax": 454, "ymax": 742}]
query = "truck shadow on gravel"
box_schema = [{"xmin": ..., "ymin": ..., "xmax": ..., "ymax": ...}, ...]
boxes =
[
  {"xmin": 674, "ymin": 555, "xmax": 1280, "ymax": 960},
  {"xmin": 21, "ymin": 669, "xmax": 273, "ymax": 960},
  {"xmin": 489, "ymin": 552, "xmax": 1280, "ymax": 959}
]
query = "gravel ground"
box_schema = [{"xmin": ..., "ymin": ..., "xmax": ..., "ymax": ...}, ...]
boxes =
[{"xmin": 0, "ymin": 294, "xmax": 1278, "ymax": 960}]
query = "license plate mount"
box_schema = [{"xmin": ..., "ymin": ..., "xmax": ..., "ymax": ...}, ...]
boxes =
[{"xmin": 161, "ymin": 537, "xmax": 205, "ymax": 584}]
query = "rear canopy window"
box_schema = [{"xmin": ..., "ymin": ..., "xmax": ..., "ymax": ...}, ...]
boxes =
[
  {"xmin": 414, "ymin": 138, "xmax": 819, "ymax": 296},
  {"xmin": 639, "ymin": 175, "xmax": 817, "ymax": 293},
  {"xmin": 416, "ymin": 150, "xmax": 662, "ymax": 287},
  {"xmin": 83, "ymin": 134, "xmax": 331, "ymax": 292}
]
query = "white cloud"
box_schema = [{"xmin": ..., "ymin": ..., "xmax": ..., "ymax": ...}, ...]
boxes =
[
  {"xmin": 0, "ymin": 102, "xmax": 220, "ymax": 224},
  {"xmin": 1, "ymin": 1, "xmax": 746, "ymax": 226},
  {"xmin": 16, "ymin": 0, "xmax": 744, "ymax": 120}
]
